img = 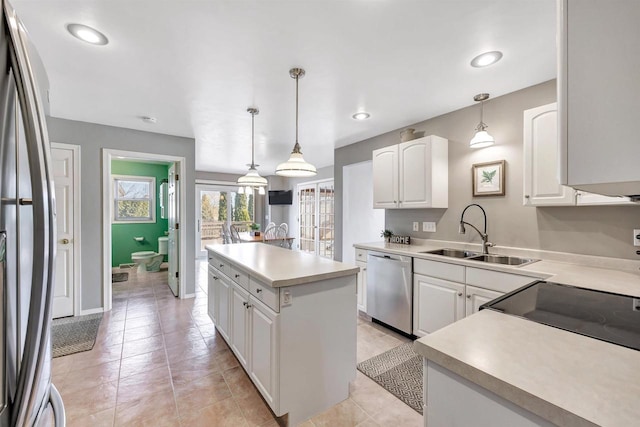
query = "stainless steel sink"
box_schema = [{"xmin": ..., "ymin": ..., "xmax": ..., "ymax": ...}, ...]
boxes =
[
  {"xmin": 467, "ymin": 254, "xmax": 538, "ymax": 266},
  {"xmin": 420, "ymin": 248, "xmax": 481, "ymax": 258}
]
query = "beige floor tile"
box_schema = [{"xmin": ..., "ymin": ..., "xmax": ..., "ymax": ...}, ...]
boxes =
[
  {"xmin": 121, "ymin": 334, "xmax": 165, "ymax": 359},
  {"xmin": 66, "ymin": 407, "xmax": 115, "ymax": 427},
  {"xmin": 165, "ymin": 339, "xmax": 210, "ymax": 364},
  {"xmin": 123, "ymin": 323, "xmax": 163, "ymax": 342},
  {"xmin": 57, "ymin": 359, "xmax": 121, "ymax": 394},
  {"xmin": 355, "ymin": 418, "xmax": 381, "ymax": 427},
  {"xmin": 368, "ymin": 397, "xmax": 422, "ymax": 427},
  {"xmin": 163, "ymin": 327, "xmax": 204, "ymax": 349},
  {"xmin": 117, "ymin": 365, "xmax": 173, "ymax": 404},
  {"xmin": 348, "ymin": 377, "xmax": 399, "ymax": 417},
  {"xmin": 179, "ymin": 397, "xmax": 248, "ymax": 427},
  {"xmin": 115, "ymin": 389, "xmax": 178, "ymax": 426},
  {"xmin": 221, "ymin": 365, "xmax": 255, "ymax": 399},
  {"xmin": 174, "ymin": 372, "xmax": 233, "ymax": 416},
  {"xmin": 61, "ymin": 381, "xmax": 118, "ymax": 422},
  {"xmin": 125, "ymin": 314, "xmax": 160, "ymax": 330},
  {"xmin": 296, "ymin": 421, "xmax": 315, "ymax": 427},
  {"xmin": 119, "ymin": 349, "xmax": 168, "ymax": 379},
  {"xmin": 235, "ymin": 387, "xmax": 277, "ymax": 427},
  {"xmin": 216, "ymin": 347, "xmax": 241, "ymax": 371},
  {"xmin": 169, "ymin": 353, "xmax": 221, "ymax": 388},
  {"xmin": 64, "ymin": 342, "xmax": 123, "ymax": 370},
  {"xmin": 311, "ymin": 399, "xmax": 369, "ymax": 427}
]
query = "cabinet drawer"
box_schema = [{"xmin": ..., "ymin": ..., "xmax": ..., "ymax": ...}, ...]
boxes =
[
  {"xmin": 230, "ymin": 266, "xmax": 249, "ymax": 290},
  {"xmin": 250, "ymin": 278, "xmax": 279, "ymax": 312},
  {"xmin": 414, "ymin": 259, "xmax": 465, "ymax": 283},
  {"xmin": 355, "ymin": 248, "xmax": 368, "ymax": 262},
  {"xmin": 212, "ymin": 256, "xmax": 231, "ymax": 278},
  {"xmin": 465, "ymin": 268, "xmax": 538, "ymax": 294}
]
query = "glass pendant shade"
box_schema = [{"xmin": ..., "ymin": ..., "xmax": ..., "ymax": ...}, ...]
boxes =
[
  {"xmin": 470, "ymin": 130, "xmax": 495, "ymax": 148},
  {"xmin": 470, "ymin": 93, "xmax": 495, "ymax": 149},
  {"xmin": 276, "ymin": 67, "xmax": 317, "ymax": 178},
  {"xmin": 237, "ymin": 107, "xmax": 268, "ymax": 191}
]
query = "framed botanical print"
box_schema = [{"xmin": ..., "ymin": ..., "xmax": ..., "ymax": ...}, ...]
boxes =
[{"xmin": 472, "ymin": 160, "xmax": 505, "ymax": 197}]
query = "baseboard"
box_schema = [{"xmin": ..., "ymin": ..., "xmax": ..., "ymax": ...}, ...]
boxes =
[
  {"xmin": 118, "ymin": 263, "xmax": 135, "ymax": 269},
  {"xmin": 80, "ymin": 307, "xmax": 105, "ymax": 316},
  {"xmin": 182, "ymin": 293, "xmax": 196, "ymax": 299}
]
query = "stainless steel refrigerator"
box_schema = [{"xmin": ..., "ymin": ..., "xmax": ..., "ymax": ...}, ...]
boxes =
[{"xmin": 0, "ymin": 0, "xmax": 64, "ymax": 425}]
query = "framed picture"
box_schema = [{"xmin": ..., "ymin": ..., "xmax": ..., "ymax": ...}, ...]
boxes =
[{"xmin": 472, "ymin": 160, "xmax": 505, "ymax": 197}]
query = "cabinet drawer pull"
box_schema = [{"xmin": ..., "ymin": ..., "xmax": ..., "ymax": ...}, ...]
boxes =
[
  {"xmin": 467, "ymin": 294, "xmax": 472, "ymax": 299},
  {"xmin": 458, "ymin": 292, "xmax": 462, "ymax": 296},
  {"xmin": 246, "ymin": 304, "xmax": 252, "ymax": 309},
  {"xmin": 235, "ymin": 274, "xmax": 240, "ymax": 278},
  {"xmin": 243, "ymin": 301, "xmax": 248, "ymax": 307},
  {"xmin": 213, "ymin": 276, "xmax": 219, "ymax": 280},
  {"xmin": 219, "ymin": 263, "xmax": 224, "ymax": 268},
  {"xmin": 256, "ymin": 288, "xmax": 262, "ymax": 293}
]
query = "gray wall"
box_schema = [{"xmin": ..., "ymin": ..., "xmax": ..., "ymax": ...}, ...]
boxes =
[
  {"xmin": 335, "ymin": 80, "xmax": 640, "ymax": 261},
  {"xmin": 47, "ymin": 117, "xmax": 196, "ymax": 311}
]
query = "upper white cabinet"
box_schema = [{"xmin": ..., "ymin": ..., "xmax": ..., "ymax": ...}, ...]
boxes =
[
  {"xmin": 523, "ymin": 103, "xmax": 634, "ymax": 207},
  {"xmin": 558, "ymin": 0, "xmax": 640, "ymax": 198},
  {"xmin": 372, "ymin": 135, "xmax": 448, "ymax": 209}
]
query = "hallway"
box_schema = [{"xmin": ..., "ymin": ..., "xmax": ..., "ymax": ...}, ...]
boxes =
[{"xmin": 51, "ymin": 261, "xmax": 421, "ymax": 426}]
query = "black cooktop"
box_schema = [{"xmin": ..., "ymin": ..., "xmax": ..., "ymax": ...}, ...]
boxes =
[{"xmin": 480, "ymin": 281, "xmax": 640, "ymax": 351}]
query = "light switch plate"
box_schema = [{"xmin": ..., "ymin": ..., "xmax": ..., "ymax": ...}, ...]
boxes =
[
  {"xmin": 634, "ymin": 229, "xmax": 640, "ymax": 246},
  {"xmin": 412, "ymin": 222, "xmax": 419, "ymax": 231},
  {"xmin": 423, "ymin": 222, "xmax": 436, "ymax": 232}
]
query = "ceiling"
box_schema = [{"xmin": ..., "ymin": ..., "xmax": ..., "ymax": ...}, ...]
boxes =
[{"xmin": 13, "ymin": 0, "xmax": 557, "ymax": 175}]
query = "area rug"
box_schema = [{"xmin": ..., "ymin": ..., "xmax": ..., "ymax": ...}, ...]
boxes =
[
  {"xmin": 112, "ymin": 272, "xmax": 129, "ymax": 283},
  {"xmin": 51, "ymin": 313, "xmax": 103, "ymax": 358},
  {"xmin": 357, "ymin": 341, "xmax": 423, "ymax": 414}
]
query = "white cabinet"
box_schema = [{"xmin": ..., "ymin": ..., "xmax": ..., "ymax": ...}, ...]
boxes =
[
  {"xmin": 559, "ymin": 0, "xmax": 640, "ymax": 197},
  {"xmin": 465, "ymin": 285, "xmax": 502, "ymax": 316},
  {"xmin": 230, "ymin": 283, "xmax": 250, "ymax": 369},
  {"xmin": 249, "ymin": 299, "xmax": 279, "ymax": 409},
  {"xmin": 207, "ymin": 265, "xmax": 217, "ymax": 323},
  {"xmin": 215, "ymin": 274, "xmax": 231, "ymax": 342},
  {"xmin": 523, "ymin": 103, "xmax": 633, "ymax": 207},
  {"xmin": 413, "ymin": 274, "xmax": 464, "ymax": 337},
  {"xmin": 372, "ymin": 135, "xmax": 448, "ymax": 209}
]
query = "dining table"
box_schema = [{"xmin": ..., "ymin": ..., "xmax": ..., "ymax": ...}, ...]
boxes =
[{"xmin": 238, "ymin": 232, "xmax": 295, "ymax": 249}]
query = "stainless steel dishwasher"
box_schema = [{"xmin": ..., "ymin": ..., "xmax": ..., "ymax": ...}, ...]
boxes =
[{"xmin": 366, "ymin": 251, "xmax": 413, "ymax": 335}]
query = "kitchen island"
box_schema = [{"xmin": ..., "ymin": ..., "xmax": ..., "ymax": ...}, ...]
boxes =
[{"xmin": 206, "ymin": 243, "xmax": 359, "ymax": 426}]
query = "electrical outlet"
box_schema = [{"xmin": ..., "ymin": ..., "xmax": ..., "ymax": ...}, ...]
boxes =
[
  {"xmin": 412, "ymin": 222, "xmax": 419, "ymax": 231},
  {"xmin": 423, "ymin": 222, "xmax": 436, "ymax": 232},
  {"xmin": 282, "ymin": 290, "xmax": 292, "ymax": 306},
  {"xmin": 634, "ymin": 229, "xmax": 640, "ymax": 246}
]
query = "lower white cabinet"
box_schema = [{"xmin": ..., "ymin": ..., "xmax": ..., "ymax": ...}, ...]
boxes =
[
  {"xmin": 465, "ymin": 286, "xmax": 503, "ymax": 316},
  {"xmin": 207, "ymin": 265, "xmax": 216, "ymax": 323},
  {"xmin": 215, "ymin": 273, "xmax": 231, "ymax": 342},
  {"xmin": 356, "ymin": 260, "xmax": 367, "ymax": 313},
  {"xmin": 230, "ymin": 283, "xmax": 250, "ymax": 369},
  {"xmin": 412, "ymin": 259, "xmax": 543, "ymax": 336},
  {"xmin": 413, "ymin": 274, "xmax": 464, "ymax": 337},
  {"xmin": 249, "ymin": 299, "xmax": 279, "ymax": 408}
]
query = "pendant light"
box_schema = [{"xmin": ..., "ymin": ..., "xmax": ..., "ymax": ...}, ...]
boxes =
[
  {"xmin": 275, "ymin": 67, "xmax": 317, "ymax": 177},
  {"xmin": 238, "ymin": 107, "xmax": 267, "ymax": 195},
  {"xmin": 470, "ymin": 93, "xmax": 495, "ymax": 149}
]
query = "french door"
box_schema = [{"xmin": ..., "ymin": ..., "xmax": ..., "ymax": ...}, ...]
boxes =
[
  {"xmin": 297, "ymin": 180, "xmax": 334, "ymax": 259},
  {"xmin": 195, "ymin": 183, "xmax": 255, "ymax": 257}
]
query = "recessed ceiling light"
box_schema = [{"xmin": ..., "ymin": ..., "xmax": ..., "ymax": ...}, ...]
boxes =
[
  {"xmin": 66, "ymin": 23, "xmax": 109, "ymax": 45},
  {"xmin": 470, "ymin": 51, "xmax": 503, "ymax": 68},
  {"xmin": 352, "ymin": 112, "xmax": 370, "ymax": 120}
]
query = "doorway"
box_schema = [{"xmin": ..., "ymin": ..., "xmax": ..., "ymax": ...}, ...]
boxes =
[
  {"xmin": 297, "ymin": 179, "xmax": 335, "ymax": 259},
  {"xmin": 195, "ymin": 182, "xmax": 257, "ymax": 257},
  {"xmin": 102, "ymin": 149, "xmax": 187, "ymax": 310}
]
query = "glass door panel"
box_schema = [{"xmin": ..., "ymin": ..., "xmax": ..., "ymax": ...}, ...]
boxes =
[{"xmin": 297, "ymin": 180, "xmax": 334, "ymax": 259}]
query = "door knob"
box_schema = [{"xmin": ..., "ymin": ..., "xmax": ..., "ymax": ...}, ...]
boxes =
[{"xmin": 61, "ymin": 238, "xmax": 70, "ymax": 244}]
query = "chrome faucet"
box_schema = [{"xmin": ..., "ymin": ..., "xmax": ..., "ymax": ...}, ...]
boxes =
[{"xmin": 459, "ymin": 203, "xmax": 493, "ymax": 254}]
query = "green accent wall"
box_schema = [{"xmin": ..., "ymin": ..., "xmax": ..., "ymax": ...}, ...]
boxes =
[{"xmin": 111, "ymin": 160, "xmax": 169, "ymax": 267}]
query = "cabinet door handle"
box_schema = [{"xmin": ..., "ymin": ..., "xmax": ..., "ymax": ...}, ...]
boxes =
[
  {"xmin": 246, "ymin": 304, "xmax": 252, "ymax": 309},
  {"xmin": 458, "ymin": 292, "xmax": 462, "ymax": 296},
  {"xmin": 219, "ymin": 264, "xmax": 224, "ymax": 268},
  {"xmin": 213, "ymin": 276, "xmax": 219, "ymax": 280},
  {"xmin": 362, "ymin": 267, "xmax": 367, "ymax": 271},
  {"xmin": 467, "ymin": 294, "xmax": 472, "ymax": 299},
  {"xmin": 243, "ymin": 301, "xmax": 248, "ymax": 307},
  {"xmin": 256, "ymin": 288, "xmax": 262, "ymax": 293},
  {"xmin": 235, "ymin": 274, "xmax": 240, "ymax": 278},
  {"xmin": 524, "ymin": 195, "xmax": 530, "ymax": 199}
]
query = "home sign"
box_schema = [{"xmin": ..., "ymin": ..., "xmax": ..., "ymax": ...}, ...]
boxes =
[{"xmin": 389, "ymin": 235, "xmax": 411, "ymax": 245}]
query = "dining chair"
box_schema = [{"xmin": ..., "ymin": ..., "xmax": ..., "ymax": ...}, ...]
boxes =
[
  {"xmin": 279, "ymin": 223, "xmax": 288, "ymax": 234},
  {"xmin": 229, "ymin": 224, "xmax": 241, "ymax": 243},
  {"xmin": 264, "ymin": 225, "xmax": 278, "ymax": 240},
  {"xmin": 221, "ymin": 224, "xmax": 232, "ymax": 244}
]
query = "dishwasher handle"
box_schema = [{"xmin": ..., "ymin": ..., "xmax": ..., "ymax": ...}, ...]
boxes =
[{"xmin": 367, "ymin": 252, "xmax": 412, "ymax": 266}]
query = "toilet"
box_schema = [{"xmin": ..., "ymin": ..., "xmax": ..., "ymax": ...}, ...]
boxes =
[
  {"xmin": 131, "ymin": 236, "xmax": 169, "ymax": 274},
  {"xmin": 131, "ymin": 251, "xmax": 164, "ymax": 274}
]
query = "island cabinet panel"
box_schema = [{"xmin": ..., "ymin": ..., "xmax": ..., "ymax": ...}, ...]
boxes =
[
  {"xmin": 207, "ymin": 245, "xmax": 357, "ymax": 426},
  {"xmin": 230, "ymin": 283, "xmax": 250, "ymax": 369},
  {"xmin": 207, "ymin": 265, "xmax": 217, "ymax": 323}
]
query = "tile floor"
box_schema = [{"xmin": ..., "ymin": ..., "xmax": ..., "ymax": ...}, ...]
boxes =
[{"xmin": 52, "ymin": 260, "xmax": 422, "ymax": 427}]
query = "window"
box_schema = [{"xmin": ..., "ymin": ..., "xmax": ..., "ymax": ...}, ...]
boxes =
[{"xmin": 113, "ymin": 175, "xmax": 156, "ymax": 223}]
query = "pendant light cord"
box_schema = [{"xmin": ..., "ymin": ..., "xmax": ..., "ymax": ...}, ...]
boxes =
[
  {"xmin": 251, "ymin": 110, "xmax": 255, "ymax": 167},
  {"xmin": 293, "ymin": 73, "xmax": 301, "ymax": 153}
]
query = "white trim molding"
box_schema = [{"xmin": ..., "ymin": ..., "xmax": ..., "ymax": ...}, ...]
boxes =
[
  {"xmin": 102, "ymin": 149, "xmax": 188, "ymax": 311},
  {"xmin": 80, "ymin": 307, "xmax": 104, "ymax": 316}
]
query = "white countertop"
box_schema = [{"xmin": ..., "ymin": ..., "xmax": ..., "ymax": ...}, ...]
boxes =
[
  {"xmin": 207, "ymin": 243, "xmax": 359, "ymax": 287},
  {"xmin": 414, "ymin": 310, "xmax": 640, "ymax": 427},
  {"xmin": 355, "ymin": 240, "xmax": 640, "ymax": 426}
]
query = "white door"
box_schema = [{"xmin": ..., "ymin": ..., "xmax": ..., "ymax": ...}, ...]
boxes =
[
  {"xmin": 372, "ymin": 145, "xmax": 398, "ymax": 208},
  {"xmin": 297, "ymin": 180, "xmax": 335, "ymax": 258},
  {"xmin": 51, "ymin": 144, "xmax": 79, "ymax": 318},
  {"xmin": 168, "ymin": 163, "xmax": 179, "ymax": 296},
  {"xmin": 465, "ymin": 286, "xmax": 503, "ymax": 317},
  {"xmin": 413, "ymin": 274, "xmax": 465, "ymax": 337}
]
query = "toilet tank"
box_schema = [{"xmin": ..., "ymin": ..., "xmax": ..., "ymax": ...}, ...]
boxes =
[{"xmin": 158, "ymin": 236, "xmax": 169, "ymax": 255}]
